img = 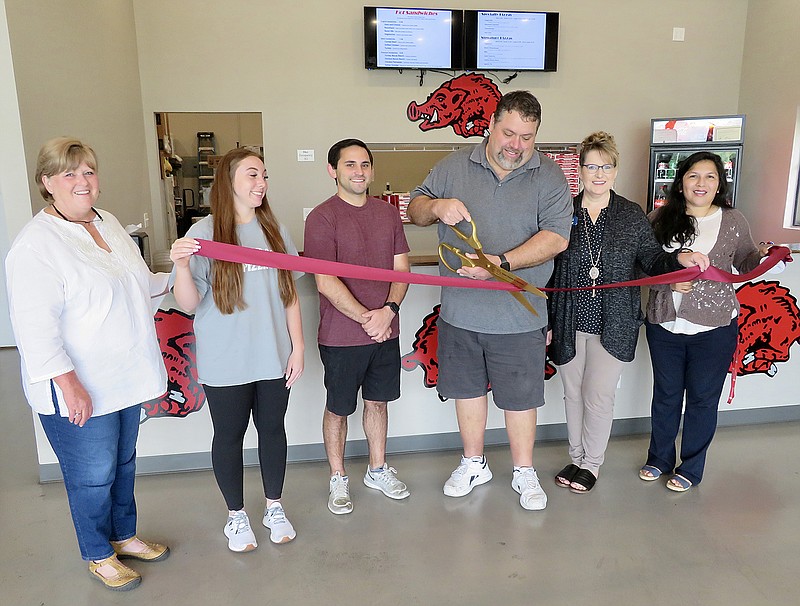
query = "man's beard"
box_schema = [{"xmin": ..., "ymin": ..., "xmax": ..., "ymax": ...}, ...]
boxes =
[{"xmin": 494, "ymin": 148, "xmax": 525, "ymax": 171}]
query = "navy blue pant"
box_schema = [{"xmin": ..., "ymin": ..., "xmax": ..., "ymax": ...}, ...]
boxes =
[{"xmin": 645, "ymin": 319, "xmax": 738, "ymax": 485}]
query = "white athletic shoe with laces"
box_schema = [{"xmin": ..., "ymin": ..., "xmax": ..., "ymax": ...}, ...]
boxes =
[
  {"xmin": 223, "ymin": 510, "xmax": 257, "ymax": 552},
  {"xmin": 443, "ymin": 455, "xmax": 493, "ymax": 497},
  {"xmin": 363, "ymin": 464, "xmax": 410, "ymax": 499},
  {"xmin": 511, "ymin": 467, "xmax": 548, "ymax": 511},
  {"xmin": 262, "ymin": 502, "xmax": 296, "ymax": 544},
  {"xmin": 328, "ymin": 472, "xmax": 353, "ymax": 515}
]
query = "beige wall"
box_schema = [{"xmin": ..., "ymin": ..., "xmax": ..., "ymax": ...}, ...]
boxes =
[
  {"xmin": 0, "ymin": 0, "xmax": 30, "ymax": 345},
  {"xmin": 737, "ymin": 0, "xmax": 800, "ymax": 242},
  {"xmin": 1, "ymin": 0, "xmax": 769, "ymax": 343},
  {"xmin": 4, "ymin": 0, "xmax": 150, "ymax": 229},
  {"xmin": 132, "ymin": 0, "xmax": 748, "ymax": 253},
  {"xmin": 6, "ymin": 0, "xmax": 797, "ymax": 255}
]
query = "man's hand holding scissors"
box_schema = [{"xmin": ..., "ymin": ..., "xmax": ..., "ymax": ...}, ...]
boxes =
[
  {"xmin": 438, "ymin": 218, "xmax": 546, "ymax": 316},
  {"xmin": 457, "ymin": 253, "xmax": 502, "ymax": 281},
  {"xmin": 427, "ymin": 199, "xmax": 493, "ymax": 280},
  {"xmin": 430, "ymin": 198, "xmax": 472, "ymax": 226}
]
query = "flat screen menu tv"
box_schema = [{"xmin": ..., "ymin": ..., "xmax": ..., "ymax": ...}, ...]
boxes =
[
  {"xmin": 464, "ymin": 10, "xmax": 559, "ymax": 71},
  {"xmin": 364, "ymin": 7, "xmax": 464, "ymax": 70}
]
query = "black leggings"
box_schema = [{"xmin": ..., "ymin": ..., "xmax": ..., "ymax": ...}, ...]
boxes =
[{"xmin": 203, "ymin": 379, "xmax": 290, "ymax": 510}]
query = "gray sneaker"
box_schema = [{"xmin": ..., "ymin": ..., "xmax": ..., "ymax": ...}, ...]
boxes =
[
  {"xmin": 363, "ymin": 464, "xmax": 410, "ymax": 500},
  {"xmin": 328, "ymin": 472, "xmax": 353, "ymax": 515},
  {"xmin": 262, "ymin": 503, "xmax": 296, "ymax": 544},
  {"xmin": 223, "ymin": 510, "xmax": 257, "ymax": 552}
]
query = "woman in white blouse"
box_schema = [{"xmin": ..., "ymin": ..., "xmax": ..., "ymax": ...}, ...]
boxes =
[{"xmin": 5, "ymin": 138, "xmax": 170, "ymax": 591}]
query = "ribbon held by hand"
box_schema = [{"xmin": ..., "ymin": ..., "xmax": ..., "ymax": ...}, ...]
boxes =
[{"xmin": 195, "ymin": 240, "xmax": 792, "ymax": 293}]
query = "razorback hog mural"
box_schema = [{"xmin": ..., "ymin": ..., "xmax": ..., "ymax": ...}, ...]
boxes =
[
  {"xmin": 401, "ymin": 305, "xmax": 557, "ymax": 396},
  {"xmin": 401, "ymin": 305, "xmax": 442, "ymax": 388},
  {"xmin": 141, "ymin": 308, "xmax": 206, "ymax": 422},
  {"xmin": 406, "ymin": 73, "xmax": 501, "ymax": 138},
  {"xmin": 733, "ymin": 281, "xmax": 800, "ymax": 377}
]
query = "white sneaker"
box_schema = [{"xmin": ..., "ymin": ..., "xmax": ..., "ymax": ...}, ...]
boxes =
[
  {"xmin": 512, "ymin": 467, "xmax": 548, "ymax": 511},
  {"xmin": 363, "ymin": 464, "xmax": 410, "ymax": 500},
  {"xmin": 262, "ymin": 502, "xmax": 296, "ymax": 544},
  {"xmin": 443, "ymin": 455, "xmax": 493, "ymax": 497},
  {"xmin": 223, "ymin": 510, "xmax": 257, "ymax": 552},
  {"xmin": 328, "ymin": 472, "xmax": 353, "ymax": 515}
]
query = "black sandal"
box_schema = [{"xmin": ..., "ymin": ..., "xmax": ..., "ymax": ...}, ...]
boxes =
[
  {"xmin": 555, "ymin": 464, "xmax": 580, "ymax": 488},
  {"xmin": 569, "ymin": 468, "xmax": 597, "ymax": 494}
]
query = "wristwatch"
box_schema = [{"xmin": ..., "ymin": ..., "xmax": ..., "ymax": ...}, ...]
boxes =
[
  {"xmin": 383, "ymin": 301, "xmax": 400, "ymax": 314},
  {"xmin": 499, "ymin": 254, "xmax": 511, "ymax": 272}
]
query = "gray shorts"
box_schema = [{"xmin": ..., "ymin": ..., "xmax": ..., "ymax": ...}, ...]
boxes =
[{"xmin": 436, "ymin": 320, "xmax": 546, "ymax": 411}]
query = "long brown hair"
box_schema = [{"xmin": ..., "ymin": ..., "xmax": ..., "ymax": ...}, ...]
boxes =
[
  {"xmin": 652, "ymin": 151, "xmax": 731, "ymax": 248},
  {"xmin": 210, "ymin": 148, "xmax": 297, "ymax": 314}
]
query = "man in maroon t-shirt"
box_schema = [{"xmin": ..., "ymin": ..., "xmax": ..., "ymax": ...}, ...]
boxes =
[{"xmin": 303, "ymin": 139, "xmax": 411, "ymax": 515}]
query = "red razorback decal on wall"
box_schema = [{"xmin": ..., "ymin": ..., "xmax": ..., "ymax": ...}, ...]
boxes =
[
  {"xmin": 401, "ymin": 304, "xmax": 441, "ymax": 388},
  {"xmin": 406, "ymin": 73, "xmax": 501, "ymax": 138},
  {"xmin": 141, "ymin": 308, "xmax": 206, "ymax": 422},
  {"xmin": 401, "ymin": 305, "xmax": 557, "ymax": 396},
  {"xmin": 733, "ymin": 281, "xmax": 800, "ymax": 377}
]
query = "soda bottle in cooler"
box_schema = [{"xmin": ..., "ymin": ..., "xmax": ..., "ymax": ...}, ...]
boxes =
[
  {"xmin": 667, "ymin": 154, "xmax": 678, "ymax": 179},
  {"xmin": 723, "ymin": 155, "xmax": 734, "ymax": 180},
  {"xmin": 653, "ymin": 184, "xmax": 668, "ymax": 209},
  {"xmin": 656, "ymin": 153, "xmax": 670, "ymax": 179}
]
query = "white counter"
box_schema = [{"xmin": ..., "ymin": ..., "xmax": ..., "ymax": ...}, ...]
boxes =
[{"xmin": 34, "ymin": 257, "xmax": 800, "ymax": 480}]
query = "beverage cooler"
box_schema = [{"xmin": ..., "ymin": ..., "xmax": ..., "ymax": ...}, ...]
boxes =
[{"xmin": 647, "ymin": 115, "xmax": 745, "ymax": 212}]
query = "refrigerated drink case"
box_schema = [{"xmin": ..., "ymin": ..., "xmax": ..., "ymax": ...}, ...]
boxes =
[{"xmin": 648, "ymin": 115, "xmax": 745, "ymax": 212}]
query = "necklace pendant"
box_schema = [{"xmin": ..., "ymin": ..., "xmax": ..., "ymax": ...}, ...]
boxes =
[{"xmin": 588, "ymin": 266, "xmax": 600, "ymax": 280}]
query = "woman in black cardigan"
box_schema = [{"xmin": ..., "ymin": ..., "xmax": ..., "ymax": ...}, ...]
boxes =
[{"xmin": 548, "ymin": 132, "xmax": 707, "ymax": 493}]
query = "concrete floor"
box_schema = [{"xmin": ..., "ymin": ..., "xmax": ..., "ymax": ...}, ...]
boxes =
[{"xmin": 1, "ymin": 347, "xmax": 798, "ymax": 606}]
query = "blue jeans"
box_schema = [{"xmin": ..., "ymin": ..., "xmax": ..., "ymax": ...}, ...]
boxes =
[
  {"xmin": 645, "ymin": 319, "xmax": 738, "ymax": 485},
  {"xmin": 39, "ymin": 394, "xmax": 141, "ymax": 561}
]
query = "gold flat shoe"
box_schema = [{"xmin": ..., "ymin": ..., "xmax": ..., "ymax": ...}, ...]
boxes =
[
  {"xmin": 112, "ymin": 536, "xmax": 171, "ymax": 562},
  {"xmin": 88, "ymin": 555, "xmax": 141, "ymax": 591}
]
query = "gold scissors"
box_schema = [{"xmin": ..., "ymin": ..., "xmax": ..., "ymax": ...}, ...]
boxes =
[{"xmin": 438, "ymin": 219, "xmax": 546, "ymax": 316}]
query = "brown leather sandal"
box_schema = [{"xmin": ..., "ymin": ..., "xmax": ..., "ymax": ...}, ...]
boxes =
[
  {"xmin": 88, "ymin": 555, "xmax": 141, "ymax": 591},
  {"xmin": 112, "ymin": 536, "xmax": 170, "ymax": 562}
]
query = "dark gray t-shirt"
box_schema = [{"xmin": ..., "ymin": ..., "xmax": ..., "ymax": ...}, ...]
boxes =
[
  {"xmin": 182, "ymin": 215, "xmax": 300, "ymax": 386},
  {"xmin": 411, "ymin": 141, "xmax": 572, "ymax": 333}
]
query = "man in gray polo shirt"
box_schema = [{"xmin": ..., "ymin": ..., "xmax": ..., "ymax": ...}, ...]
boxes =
[{"xmin": 408, "ymin": 90, "xmax": 572, "ymax": 511}]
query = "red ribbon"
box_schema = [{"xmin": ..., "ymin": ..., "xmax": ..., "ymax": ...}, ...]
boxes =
[
  {"xmin": 545, "ymin": 246, "xmax": 792, "ymax": 292},
  {"xmin": 195, "ymin": 240, "xmax": 792, "ymax": 291},
  {"xmin": 196, "ymin": 240, "xmax": 515, "ymax": 291}
]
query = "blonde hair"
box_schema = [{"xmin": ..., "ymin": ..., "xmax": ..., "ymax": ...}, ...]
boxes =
[
  {"xmin": 579, "ymin": 131, "xmax": 619, "ymax": 167},
  {"xmin": 35, "ymin": 137, "xmax": 98, "ymax": 201},
  {"xmin": 210, "ymin": 148, "xmax": 297, "ymax": 314}
]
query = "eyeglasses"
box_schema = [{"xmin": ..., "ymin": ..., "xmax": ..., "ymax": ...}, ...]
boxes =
[{"xmin": 582, "ymin": 164, "xmax": 616, "ymax": 173}]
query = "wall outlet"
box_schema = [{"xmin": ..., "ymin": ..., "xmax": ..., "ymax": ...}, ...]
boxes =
[
  {"xmin": 672, "ymin": 27, "xmax": 685, "ymax": 42},
  {"xmin": 303, "ymin": 207, "xmax": 314, "ymax": 221},
  {"xmin": 143, "ymin": 212, "xmax": 150, "ymax": 228}
]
